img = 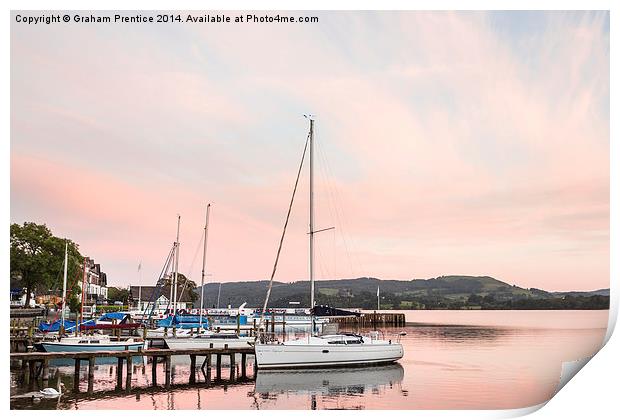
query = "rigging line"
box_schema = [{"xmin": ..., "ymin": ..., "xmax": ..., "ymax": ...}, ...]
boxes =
[
  {"xmin": 258, "ymin": 131, "xmax": 310, "ymax": 333},
  {"xmin": 316, "ymin": 136, "xmax": 356, "ymax": 277},
  {"xmin": 161, "ymin": 245, "xmax": 177, "ymax": 314},
  {"xmin": 317, "ymin": 137, "xmax": 361, "ymax": 277},
  {"xmin": 145, "ymin": 243, "xmax": 175, "ymax": 323},
  {"xmin": 177, "ymin": 229, "xmax": 205, "ymax": 306}
]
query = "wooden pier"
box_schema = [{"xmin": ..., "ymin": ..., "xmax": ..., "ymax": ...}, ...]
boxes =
[
  {"xmin": 328, "ymin": 312, "xmax": 406, "ymax": 329},
  {"xmin": 10, "ymin": 346, "xmax": 255, "ymax": 394}
]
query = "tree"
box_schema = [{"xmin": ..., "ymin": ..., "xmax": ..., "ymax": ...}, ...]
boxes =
[
  {"xmin": 162, "ymin": 272, "xmax": 199, "ymax": 303},
  {"xmin": 10, "ymin": 222, "xmax": 83, "ymax": 307},
  {"xmin": 108, "ymin": 286, "xmax": 130, "ymax": 303}
]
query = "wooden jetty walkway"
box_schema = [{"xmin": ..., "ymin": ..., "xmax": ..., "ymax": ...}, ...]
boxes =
[
  {"xmin": 10, "ymin": 346, "xmax": 255, "ymax": 394},
  {"xmin": 328, "ymin": 312, "xmax": 406, "ymax": 329}
]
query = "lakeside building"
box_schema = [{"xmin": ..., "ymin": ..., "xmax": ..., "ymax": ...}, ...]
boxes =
[{"xmin": 82, "ymin": 257, "xmax": 108, "ymax": 304}]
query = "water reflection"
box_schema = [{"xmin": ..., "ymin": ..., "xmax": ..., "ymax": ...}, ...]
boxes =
[
  {"xmin": 407, "ymin": 325, "xmax": 515, "ymax": 343},
  {"xmin": 9, "ymin": 311, "xmax": 609, "ymax": 410},
  {"xmin": 252, "ymin": 364, "xmax": 404, "ymax": 409}
]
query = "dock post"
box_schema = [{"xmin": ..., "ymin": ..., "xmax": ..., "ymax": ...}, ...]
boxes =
[
  {"xmin": 28, "ymin": 360, "xmax": 35, "ymax": 387},
  {"xmin": 74, "ymin": 359, "xmax": 80, "ymax": 392},
  {"xmin": 282, "ymin": 313, "xmax": 286, "ymax": 341},
  {"xmin": 229, "ymin": 353, "xmax": 236, "ymax": 381},
  {"xmin": 271, "ymin": 312, "xmax": 275, "ymax": 335},
  {"xmin": 42, "ymin": 359, "xmax": 50, "ymax": 388},
  {"xmin": 116, "ymin": 357, "xmax": 123, "ymax": 390},
  {"xmin": 24, "ymin": 360, "xmax": 31, "ymax": 386},
  {"xmin": 205, "ymin": 354, "xmax": 212, "ymax": 385},
  {"xmin": 151, "ymin": 356, "xmax": 158, "ymax": 385},
  {"xmin": 125, "ymin": 356, "xmax": 133, "ymax": 390},
  {"xmin": 88, "ymin": 356, "xmax": 95, "ymax": 394},
  {"xmin": 236, "ymin": 314, "xmax": 241, "ymax": 335},
  {"xmin": 143, "ymin": 326, "xmax": 147, "ymax": 340},
  {"xmin": 189, "ymin": 355, "xmax": 196, "ymax": 384},
  {"xmin": 164, "ymin": 355, "xmax": 171, "ymax": 388},
  {"xmin": 253, "ymin": 319, "xmax": 257, "ymax": 336},
  {"xmin": 241, "ymin": 353, "xmax": 247, "ymax": 378},
  {"xmin": 216, "ymin": 354, "xmax": 222, "ymax": 380}
]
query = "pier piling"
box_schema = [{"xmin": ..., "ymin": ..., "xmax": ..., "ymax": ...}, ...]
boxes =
[
  {"xmin": 151, "ymin": 356, "xmax": 158, "ymax": 385},
  {"xmin": 164, "ymin": 355, "xmax": 171, "ymax": 388},
  {"xmin": 88, "ymin": 357, "xmax": 95, "ymax": 394},
  {"xmin": 216, "ymin": 354, "xmax": 222, "ymax": 380},
  {"xmin": 11, "ymin": 347, "xmax": 255, "ymax": 394},
  {"xmin": 189, "ymin": 355, "xmax": 196, "ymax": 384},
  {"xmin": 42, "ymin": 359, "xmax": 49, "ymax": 387},
  {"xmin": 125, "ymin": 356, "xmax": 132, "ymax": 390},
  {"xmin": 74, "ymin": 359, "xmax": 80, "ymax": 392},
  {"xmin": 116, "ymin": 357, "xmax": 123, "ymax": 389},
  {"xmin": 229, "ymin": 353, "xmax": 236, "ymax": 380}
]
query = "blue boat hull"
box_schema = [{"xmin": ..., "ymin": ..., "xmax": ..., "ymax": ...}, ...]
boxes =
[{"xmin": 40, "ymin": 342, "xmax": 144, "ymax": 352}]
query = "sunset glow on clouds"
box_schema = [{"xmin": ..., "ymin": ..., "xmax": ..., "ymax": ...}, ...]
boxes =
[{"xmin": 10, "ymin": 11, "xmax": 609, "ymax": 291}]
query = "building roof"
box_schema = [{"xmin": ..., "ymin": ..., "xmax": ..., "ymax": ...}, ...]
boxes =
[{"xmin": 129, "ymin": 285, "xmax": 194, "ymax": 303}]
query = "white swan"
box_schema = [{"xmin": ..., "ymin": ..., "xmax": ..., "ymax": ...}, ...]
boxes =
[{"xmin": 39, "ymin": 382, "xmax": 64, "ymax": 398}]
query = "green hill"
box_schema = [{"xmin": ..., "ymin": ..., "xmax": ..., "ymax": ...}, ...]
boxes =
[{"xmin": 195, "ymin": 276, "xmax": 609, "ymax": 310}]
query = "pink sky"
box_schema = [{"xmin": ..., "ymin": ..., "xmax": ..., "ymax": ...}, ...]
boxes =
[{"xmin": 10, "ymin": 11, "xmax": 609, "ymax": 291}]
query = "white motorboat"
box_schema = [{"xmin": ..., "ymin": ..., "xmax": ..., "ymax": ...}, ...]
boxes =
[{"xmin": 255, "ymin": 117, "xmax": 404, "ymax": 369}]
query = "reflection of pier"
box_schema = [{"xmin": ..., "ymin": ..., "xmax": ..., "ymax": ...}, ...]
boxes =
[
  {"xmin": 12, "ymin": 369, "xmax": 257, "ymax": 410},
  {"xmin": 10, "ymin": 347, "xmax": 255, "ymax": 395}
]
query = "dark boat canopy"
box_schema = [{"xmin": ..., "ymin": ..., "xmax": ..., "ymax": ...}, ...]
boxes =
[{"xmin": 311, "ymin": 305, "xmax": 361, "ymax": 317}]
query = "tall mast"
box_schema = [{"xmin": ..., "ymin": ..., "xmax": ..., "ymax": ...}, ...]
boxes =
[
  {"xmin": 79, "ymin": 256, "xmax": 87, "ymax": 333},
  {"xmin": 172, "ymin": 215, "xmax": 181, "ymax": 315},
  {"xmin": 309, "ymin": 117, "xmax": 316, "ymax": 334},
  {"xmin": 60, "ymin": 241, "xmax": 68, "ymax": 329},
  {"xmin": 199, "ymin": 203, "xmax": 211, "ymax": 332}
]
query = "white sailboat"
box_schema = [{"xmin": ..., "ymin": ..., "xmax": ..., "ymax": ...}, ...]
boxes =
[
  {"xmin": 255, "ymin": 116, "xmax": 404, "ymax": 369},
  {"xmin": 164, "ymin": 204, "xmax": 255, "ymax": 350}
]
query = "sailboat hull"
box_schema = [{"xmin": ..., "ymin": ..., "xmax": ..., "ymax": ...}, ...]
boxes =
[
  {"xmin": 255, "ymin": 341, "xmax": 403, "ymax": 369},
  {"xmin": 40, "ymin": 342, "xmax": 145, "ymax": 352}
]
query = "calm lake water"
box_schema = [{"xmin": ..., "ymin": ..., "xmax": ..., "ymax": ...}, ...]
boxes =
[{"xmin": 10, "ymin": 310, "xmax": 609, "ymax": 410}]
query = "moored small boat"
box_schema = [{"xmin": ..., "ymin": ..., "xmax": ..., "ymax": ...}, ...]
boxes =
[{"xmin": 39, "ymin": 335, "xmax": 145, "ymax": 352}]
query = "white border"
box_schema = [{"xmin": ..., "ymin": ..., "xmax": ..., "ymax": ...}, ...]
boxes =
[{"xmin": 3, "ymin": 1, "xmax": 617, "ymax": 419}]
